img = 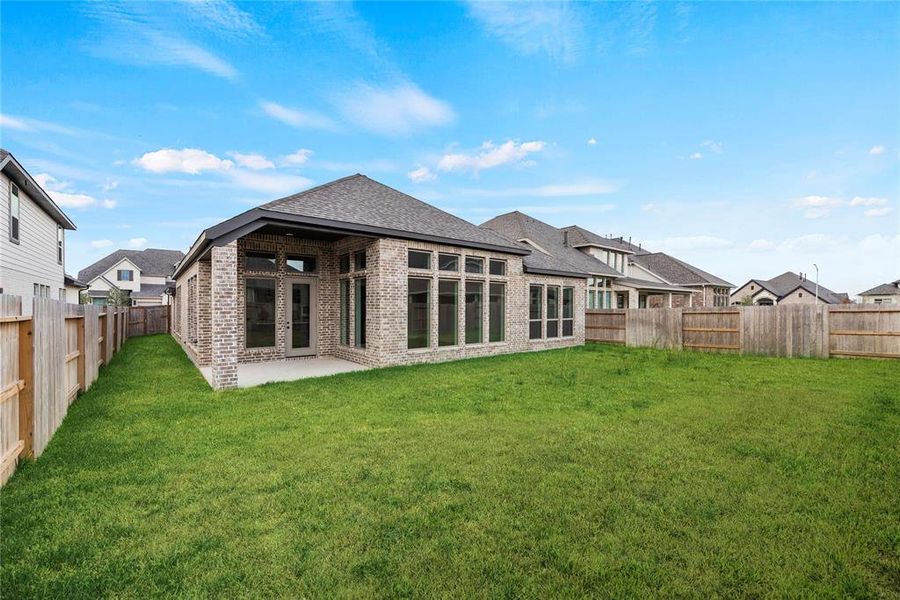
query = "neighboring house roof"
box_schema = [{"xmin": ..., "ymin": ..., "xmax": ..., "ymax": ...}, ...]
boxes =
[
  {"xmin": 613, "ymin": 276, "xmax": 694, "ymax": 293},
  {"xmin": 0, "ymin": 148, "xmax": 76, "ymax": 229},
  {"xmin": 859, "ymin": 282, "xmax": 900, "ymax": 296},
  {"xmin": 559, "ymin": 225, "xmax": 644, "ymax": 254},
  {"xmin": 629, "ymin": 252, "xmax": 733, "ymax": 287},
  {"xmin": 479, "ymin": 212, "xmax": 621, "ymax": 278},
  {"xmin": 78, "ymin": 248, "xmax": 185, "ymax": 283},
  {"xmin": 131, "ymin": 283, "xmax": 170, "ymax": 298},
  {"xmin": 738, "ymin": 271, "xmax": 845, "ymax": 304},
  {"xmin": 175, "ymin": 174, "xmax": 528, "ymax": 278},
  {"xmin": 64, "ymin": 274, "xmax": 87, "ymax": 289}
]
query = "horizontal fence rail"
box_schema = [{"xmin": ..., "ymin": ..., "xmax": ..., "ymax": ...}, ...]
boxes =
[
  {"xmin": 586, "ymin": 305, "xmax": 900, "ymax": 360},
  {"xmin": 0, "ymin": 295, "xmax": 133, "ymax": 486}
]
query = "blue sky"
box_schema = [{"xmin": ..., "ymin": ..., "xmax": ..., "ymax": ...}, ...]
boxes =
[{"xmin": 1, "ymin": 1, "xmax": 897, "ymax": 295}]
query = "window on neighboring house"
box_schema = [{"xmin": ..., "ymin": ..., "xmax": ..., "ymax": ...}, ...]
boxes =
[
  {"xmin": 438, "ymin": 253, "xmax": 459, "ymax": 272},
  {"xmin": 57, "ymin": 225, "xmax": 64, "ymax": 264},
  {"xmin": 465, "ymin": 281, "xmax": 483, "ymax": 343},
  {"xmin": 339, "ymin": 254, "xmax": 351, "ymax": 274},
  {"xmin": 465, "ymin": 256, "xmax": 484, "ymax": 274},
  {"xmin": 408, "ymin": 278, "xmax": 430, "ymax": 348},
  {"xmin": 354, "ymin": 278, "xmax": 366, "ymax": 347},
  {"xmin": 562, "ymin": 287, "xmax": 574, "ymax": 336},
  {"xmin": 546, "ymin": 286, "xmax": 560, "ymax": 338},
  {"xmin": 339, "ymin": 279, "xmax": 350, "ymax": 345},
  {"xmin": 489, "ymin": 282, "xmax": 505, "ymax": 342},
  {"xmin": 354, "ymin": 251, "xmax": 367, "ymax": 271},
  {"xmin": 33, "ymin": 283, "xmax": 39, "ymax": 297},
  {"xmin": 117, "ymin": 269, "xmax": 133, "ymax": 281},
  {"xmin": 529, "ymin": 285, "xmax": 543, "ymax": 339},
  {"xmin": 588, "ymin": 290, "xmax": 596, "ymax": 309},
  {"xmin": 246, "ymin": 251, "xmax": 276, "ymax": 272},
  {"xmin": 438, "ymin": 279, "xmax": 458, "ymax": 346},
  {"xmin": 286, "ymin": 255, "xmax": 317, "ymax": 273},
  {"xmin": 9, "ymin": 182, "xmax": 20, "ymax": 242},
  {"xmin": 408, "ymin": 250, "xmax": 431, "ymax": 270},
  {"xmin": 245, "ymin": 278, "xmax": 276, "ymax": 348},
  {"xmin": 489, "ymin": 259, "xmax": 506, "ymax": 276},
  {"xmin": 59, "ymin": 288, "xmax": 65, "ymax": 301}
]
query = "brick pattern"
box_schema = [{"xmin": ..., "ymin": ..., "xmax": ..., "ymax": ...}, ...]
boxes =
[
  {"xmin": 211, "ymin": 242, "xmax": 238, "ymax": 389},
  {"xmin": 174, "ymin": 233, "xmax": 586, "ymax": 389}
]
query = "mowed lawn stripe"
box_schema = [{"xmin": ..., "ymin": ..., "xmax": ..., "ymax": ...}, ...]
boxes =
[{"xmin": 2, "ymin": 335, "xmax": 898, "ymax": 598}]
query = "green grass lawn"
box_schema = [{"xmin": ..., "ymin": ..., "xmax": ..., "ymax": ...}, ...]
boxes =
[{"xmin": 2, "ymin": 336, "xmax": 898, "ymax": 598}]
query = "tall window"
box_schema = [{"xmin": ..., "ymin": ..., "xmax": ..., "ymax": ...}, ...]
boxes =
[
  {"xmin": 57, "ymin": 225, "xmax": 64, "ymax": 264},
  {"xmin": 465, "ymin": 281, "xmax": 483, "ymax": 343},
  {"xmin": 9, "ymin": 182, "xmax": 20, "ymax": 242},
  {"xmin": 354, "ymin": 278, "xmax": 366, "ymax": 347},
  {"xmin": 438, "ymin": 280, "xmax": 458, "ymax": 346},
  {"xmin": 713, "ymin": 287, "xmax": 729, "ymax": 307},
  {"xmin": 339, "ymin": 254, "xmax": 350, "ymax": 274},
  {"xmin": 547, "ymin": 286, "xmax": 560, "ymax": 338},
  {"xmin": 489, "ymin": 259, "xmax": 506, "ymax": 276},
  {"xmin": 408, "ymin": 278, "xmax": 430, "ymax": 348},
  {"xmin": 438, "ymin": 253, "xmax": 459, "ymax": 272},
  {"xmin": 529, "ymin": 285, "xmax": 543, "ymax": 339},
  {"xmin": 339, "ymin": 279, "xmax": 350, "ymax": 345},
  {"xmin": 355, "ymin": 251, "xmax": 367, "ymax": 271},
  {"xmin": 117, "ymin": 270, "xmax": 133, "ymax": 281},
  {"xmin": 286, "ymin": 255, "xmax": 316, "ymax": 273},
  {"xmin": 245, "ymin": 278, "xmax": 276, "ymax": 347},
  {"xmin": 489, "ymin": 283, "xmax": 505, "ymax": 342},
  {"xmin": 562, "ymin": 287, "xmax": 574, "ymax": 336}
]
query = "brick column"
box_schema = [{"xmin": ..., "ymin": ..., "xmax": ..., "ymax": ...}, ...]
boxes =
[{"xmin": 211, "ymin": 241, "xmax": 239, "ymax": 390}]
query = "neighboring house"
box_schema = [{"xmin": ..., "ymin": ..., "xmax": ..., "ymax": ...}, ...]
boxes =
[
  {"xmin": 561, "ymin": 225, "xmax": 733, "ymax": 308},
  {"xmin": 858, "ymin": 279, "xmax": 900, "ymax": 305},
  {"xmin": 0, "ymin": 148, "xmax": 77, "ymax": 304},
  {"xmin": 64, "ymin": 274, "xmax": 87, "ymax": 304},
  {"xmin": 731, "ymin": 271, "xmax": 849, "ymax": 305},
  {"xmin": 172, "ymin": 175, "xmax": 588, "ymax": 390},
  {"xmin": 77, "ymin": 248, "xmax": 184, "ymax": 306}
]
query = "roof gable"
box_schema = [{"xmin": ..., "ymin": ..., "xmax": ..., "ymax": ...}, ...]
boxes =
[
  {"xmin": 0, "ymin": 148, "xmax": 76, "ymax": 229},
  {"xmin": 629, "ymin": 252, "xmax": 733, "ymax": 287},
  {"xmin": 859, "ymin": 282, "xmax": 900, "ymax": 296},
  {"xmin": 78, "ymin": 248, "xmax": 184, "ymax": 283}
]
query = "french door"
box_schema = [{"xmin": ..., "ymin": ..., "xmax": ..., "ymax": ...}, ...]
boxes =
[{"xmin": 285, "ymin": 278, "xmax": 317, "ymax": 357}]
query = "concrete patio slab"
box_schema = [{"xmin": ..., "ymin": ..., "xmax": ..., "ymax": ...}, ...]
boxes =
[{"xmin": 199, "ymin": 357, "xmax": 369, "ymax": 388}]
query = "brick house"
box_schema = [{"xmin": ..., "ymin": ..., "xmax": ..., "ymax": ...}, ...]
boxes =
[{"xmin": 172, "ymin": 175, "xmax": 588, "ymax": 389}]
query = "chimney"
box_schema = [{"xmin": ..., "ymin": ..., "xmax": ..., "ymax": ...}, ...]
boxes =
[{"xmin": 563, "ymin": 230, "xmax": 569, "ymax": 246}]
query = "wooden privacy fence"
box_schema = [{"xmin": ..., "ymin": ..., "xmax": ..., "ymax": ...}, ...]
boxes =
[
  {"xmin": 0, "ymin": 295, "xmax": 130, "ymax": 486},
  {"xmin": 586, "ymin": 305, "xmax": 900, "ymax": 359},
  {"xmin": 128, "ymin": 304, "xmax": 171, "ymax": 336}
]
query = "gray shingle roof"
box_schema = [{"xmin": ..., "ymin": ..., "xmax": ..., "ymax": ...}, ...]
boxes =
[
  {"xmin": 64, "ymin": 273, "xmax": 87, "ymax": 288},
  {"xmin": 859, "ymin": 282, "xmax": 900, "ymax": 296},
  {"xmin": 749, "ymin": 271, "xmax": 845, "ymax": 304},
  {"xmin": 479, "ymin": 212, "xmax": 620, "ymax": 278},
  {"xmin": 78, "ymin": 248, "xmax": 184, "ymax": 283},
  {"xmin": 629, "ymin": 252, "xmax": 733, "ymax": 287},
  {"xmin": 560, "ymin": 225, "xmax": 645, "ymax": 254},
  {"xmin": 131, "ymin": 283, "xmax": 170, "ymax": 298},
  {"xmin": 262, "ymin": 174, "xmax": 523, "ymax": 254}
]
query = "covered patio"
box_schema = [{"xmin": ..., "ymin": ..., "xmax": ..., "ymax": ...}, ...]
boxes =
[{"xmin": 199, "ymin": 356, "xmax": 369, "ymax": 389}]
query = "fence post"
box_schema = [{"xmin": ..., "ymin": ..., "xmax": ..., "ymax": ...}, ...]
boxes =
[
  {"xmin": 17, "ymin": 318, "xmax": 34, "ymax": 459},
  {"xmin": 76, "ymin": 314, "xmax": 85, "ymax": 392}
]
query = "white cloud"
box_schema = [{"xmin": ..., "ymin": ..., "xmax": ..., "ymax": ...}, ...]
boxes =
[
  {"xmin": 128, "ymin": 237, "xmax": 148, "ymax": 249},
  {"xmin": 438, "ymin": 140, "xmax": 545, "ymax": 174},
  {"xmin": 230, "ymin": 152, "xmax": 274, "ymax": 170},
  {"xmin": 460, "ymin": 179, "xmax": 621, "ymax": 197},
  {"xmin": 749, "ymin": 239, "xmax": 775, "ymax": 251},
  {"xmin": 587, "ymin": 137, "xmax": 598, "ymax": 145},
  {"xmin": 0, "ymin": 113, "xmax": 80, "ymax": 136},
  {"xmin": 689, "ymin": 152, "xmax": 703, "ymax": 160},
  {"xmin": 864, "ymin": 207, "xmax": 893, "ymax": 218},
  {"xmin": 102, "ymin": 179, "xmax": 119, "ymax": 192},
  {"xmin": 91, "ymin": 239, "xmax": 114, "ymax": 249},
  {"xmin": 280, "ymin": 149, "xmax": 314, "ymax": 166},
  {"xmin": 407, "ymin": 167, "xmax": 436, "ymax": 183},
  {"xmin": 134, "ymin": 148, "xmax": 234, "ymax": 174},
  {"xmin": 337, "ymin": 83, "xmax": 454, "ymax": 136},
  {"xmin": 779, "ymin": 233, "xmax": 847, "ymax": 254},
  {"xmin": 793, "ymin": 195, "xmax": 844, "ymax": 219},
  {"xmin": 701, "ymin": 140, "xmax": 723, "ymax": 154},
  {"xmin": 226, "ymin": 170, "xmax": 313, "ymax": 195},
  {"xmin": 33, "ymin": 173, "xmax": 115, "ymax": 209},
  {"xmin": 869, "ymin": 145, "xmax": 886, "ymax": 155},
  {"xmin": 644, "ymin": 236, "xmax": 734, "ymax": 252},
  {"xmin": 849, "ymin": 196, "xmax": 888, "ymax": 207},
  {"xmin": 259, "ymin": 101, "xmax": 335, "ymax": 129},
  {"xmin": 466, "ymin": 1, "xmax": 587, "ymax": 63}
]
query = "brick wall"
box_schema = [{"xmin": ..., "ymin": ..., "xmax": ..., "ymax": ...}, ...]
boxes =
[{"xmin": 211, "ymin": 242, "xmax": 238, "ymax": 389}]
